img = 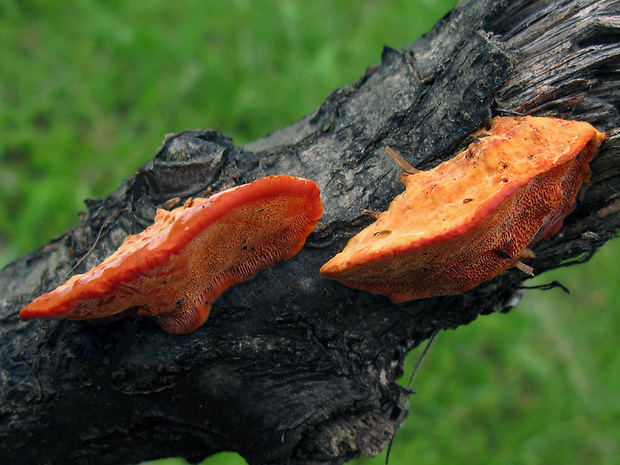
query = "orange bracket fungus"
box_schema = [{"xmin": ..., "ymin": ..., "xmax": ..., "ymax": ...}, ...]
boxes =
[
  {"xmin": 320, "ymin": 116, "xmax": 606, "ymax": 302},
  {"xmin": 20, "ymin": 175, "xmax": 323, "ymax": 334}
]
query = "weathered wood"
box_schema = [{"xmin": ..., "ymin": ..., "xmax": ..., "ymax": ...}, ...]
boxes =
[{"xmin": 1, "ymin": 0, "xmax": 619, "ymax": 464}]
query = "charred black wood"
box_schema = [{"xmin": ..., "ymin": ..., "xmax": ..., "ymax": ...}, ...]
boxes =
[{"xmin": 1, "ymin": 0, "xmax": 619, "ymax": 464}]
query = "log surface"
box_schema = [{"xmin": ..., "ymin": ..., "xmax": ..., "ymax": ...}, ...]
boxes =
[{"xmin": 1, "ymin": 0, "xmax": 619, "ymax": 464}]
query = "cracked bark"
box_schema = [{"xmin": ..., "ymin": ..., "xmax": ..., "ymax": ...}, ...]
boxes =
[{"xmin": 1, "ymin": 0, "xmax": 619, "ymax": 464}]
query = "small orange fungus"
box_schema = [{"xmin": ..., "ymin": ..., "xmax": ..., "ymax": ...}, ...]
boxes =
[
  {"xmin": 320, "ymin": 116, "xmax": 606, "ymax": 302},
  {"xmin": 20, "ymin": 175, "xmax": 323, "ymax": 334}
]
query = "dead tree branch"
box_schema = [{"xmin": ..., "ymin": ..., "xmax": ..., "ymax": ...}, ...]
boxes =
[{"xmin": 1, "ymin": 0, "xmax": 619, "ymax": 463}]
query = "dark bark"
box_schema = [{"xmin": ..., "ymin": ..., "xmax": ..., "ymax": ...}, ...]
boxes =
[{"xmin": 1, "ymin": 0, "xmax": 619, "ymax": 464}]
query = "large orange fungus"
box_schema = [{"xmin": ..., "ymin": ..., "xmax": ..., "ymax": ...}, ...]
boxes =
[
  {"xmin": 320, "ymin": 116, "xmax": 606, "ymax": 302},
  {"xmin": 20, "ymin": 175, "xmax": 323, "ymax": 334}
]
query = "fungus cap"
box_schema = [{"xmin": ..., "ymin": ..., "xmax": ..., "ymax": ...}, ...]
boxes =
[
  {"xmin": 20, "ymin": 175, "xmax": 323, "ymax": 334},
  {"xmin": 320, "ymin": 116, "xmax": 606, "ymax": 302}
]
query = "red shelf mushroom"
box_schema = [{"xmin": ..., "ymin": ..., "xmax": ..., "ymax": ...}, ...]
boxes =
[
  {"xmin": 320, "ymin": 116, "xmax": 606, "ymax": 302},
  {"xmin": 20, "ymin": 175, "xmax": 323, "ymax": 334}
]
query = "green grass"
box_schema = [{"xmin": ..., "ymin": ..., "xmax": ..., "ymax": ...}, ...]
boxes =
[
  {"xmin": 366, "ymin": 241, "xmax": 620, "ymax": 465},
  {"xmin": 0, "ymin": 0, "xmax": 455, "ymax": 263},
  {"xmin": 1, "ymin": 1, "xmax": 618, "ymax": 465}
]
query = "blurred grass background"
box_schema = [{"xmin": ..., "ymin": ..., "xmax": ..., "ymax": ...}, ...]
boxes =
[{"xmin": 1, "ymin": 1, "xmax": 618, "ymax": 464}]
